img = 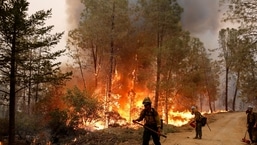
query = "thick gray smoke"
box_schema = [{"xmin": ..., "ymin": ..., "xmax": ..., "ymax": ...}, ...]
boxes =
[
  {"xmin": 65, "ymin": 0, "xmax": 221, "ymax": 35},
  {"xmin": 65, "ymin": 0, "xmax": 84, "ymax": 30},
  {"xmin": 178, "ymin": 0, "xmax": 223, "ymax": 52},
  {"xmin": 178, "ymin": 0, "xmax": 221, "ymax": 34}
]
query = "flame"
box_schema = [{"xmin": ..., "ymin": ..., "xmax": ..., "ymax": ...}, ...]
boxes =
[
  {"xmin": 167, "ymin": 110, "xmax": 194, "ymax": 127},
  {"xmin": 82, "ymin": 121, "xmax": 105, "ymax": 131},
  {"xmin": 69, "ymin": 69, "xmax": 229, "ymax": 130},
  {"xmin": 213, "ymin": 110, "xmax": 227, "ymax": 113},
  {"xmin": 94, "ymin": 121, "xmax": 105, "ymax": 130}
]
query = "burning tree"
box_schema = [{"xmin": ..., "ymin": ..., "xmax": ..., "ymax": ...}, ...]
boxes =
[{"xmin": 67, "ymin": 0, "xmax": 220, "ymax": 126}]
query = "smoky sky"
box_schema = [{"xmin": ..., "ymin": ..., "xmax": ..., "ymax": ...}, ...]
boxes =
[
  {"xmin": 178, "ymin": 0, "xmax": 221, "ymax": 34},
  {"xmin": 65, "ymin": 0, "xmax": 222, "ymax": 50},
  {"xmin": 66, "ymin": 0, "xmax": 221, "ymax": 33},
  {"xmin": 65, "ymin": 0, "xmax": 84, "ymax": 29}
]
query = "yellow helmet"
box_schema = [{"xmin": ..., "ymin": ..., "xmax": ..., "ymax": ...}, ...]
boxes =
[{"xmin": 142, "ymin": 97, "xmax": 152, "ymax": 105}]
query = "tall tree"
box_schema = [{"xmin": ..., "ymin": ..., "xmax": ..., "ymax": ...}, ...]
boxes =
[
  {"xmin": 137, "ymin": 0, "xmax": 183, "ymax": 110},
  {"xmin": 221, "ymin": 0, "xmax": 257, "ymax": 36},
  {"xmin": 68, "ymin": 0, "xmax": 132, "ymax": 126},
  {"xmin": 217, "ymin": 28, "xmax": 249, "ymax": 111},
  {"xmin": 0, "ymin": 0, "xmax": 71, "ymax": 144},
  {"xmin": 218, "ymin": 28, "xmax": 234, "ymax": 111},
  {"xmin": 220, "ymin": 0, "xmax": 257, "ymax": 105},
  {"xmin": 159, "ymin": 30, "xmax": 218, "ymax": 122}
]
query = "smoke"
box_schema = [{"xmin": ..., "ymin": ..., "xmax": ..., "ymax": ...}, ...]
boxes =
[
  {"xmin": 65, "ymin": 0, "xmax": 221, "ymax": 40},
  {"xmin": 177, "ymin": 0, "xmax": 224, "ymax": 51},
  {"xmin": 178, "ymin": 0, "xmax": 221, "ymax": 34},
  {"xmin": 65, "ymin": 0, "xmax": 84, "ymax": 30}
]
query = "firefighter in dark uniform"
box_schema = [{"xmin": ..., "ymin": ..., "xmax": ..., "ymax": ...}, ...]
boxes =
[
  {"xmin": 246, "ymin": 105, "xmax": 257, "ymax": 143},
  {"xmin": 191, "ymin": 106, "xmax": 202, "ymax": 139},
  {"xmin": 133, "ymin": 97, "xmax": 162, "ymax": 145}
]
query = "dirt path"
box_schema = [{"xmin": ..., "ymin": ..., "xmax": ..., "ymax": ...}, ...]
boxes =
[{"xmin": 160, "ymin": 112, "xmax": 248, "ymax": 145}]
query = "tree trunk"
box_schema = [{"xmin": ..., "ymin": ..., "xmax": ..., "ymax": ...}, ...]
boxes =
[
  {"xmin": 213, "ymin": 101, "xmax": 216, "ymax": 112},
  {"xmin": 105, "ymin": 1, "xmax": 115, "ymax": 128},
  {"xmin": 232, "ymin": 71, "xmax": 240, "ymax": 111},
  {"xmin": 28, "ymin": 52, "xmax": 32, "ymax": 114},
  {"xmin": 225, "ymin": 67, "xmax": 229, "ymax": 111},
  {"xmin": 91, "ymin": 42, "xmax": 99, "ymax": 88},
  {"xmin": 9, "ymin": 25, "xmax": 17, "ymax": 145},
  {"xmin": 204, "ymin": 69, "xmax": 213, "ymax": 113},
  {"xmin": 208, "ymin": 93, "xmax": 213, "ymax": 113},
  {"xmin": 154, "ymin": 50, "xmax": 161, "ymax": 110},
  {"xmin": 154, "ymin": 16, "xmax": 163, "ymax": 111},
  {"xmin": 76, "ymin": 46, "xmax": 87, "ymax": 89},
  {"xmin": 165, "ymin": 92, "xmax": 168, "ymax": 124},
  {"xmin": 128, "ymin": 90, "xmax": 135, "ymax": 123},
  {"xmin": 199, "ymin": 95, "xmax": 203, "ymax": 112}
]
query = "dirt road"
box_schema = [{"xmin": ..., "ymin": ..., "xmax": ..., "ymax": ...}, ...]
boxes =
[{"xmin": 161, "ymin": 112, "xmax": 248, "ymax": 145}]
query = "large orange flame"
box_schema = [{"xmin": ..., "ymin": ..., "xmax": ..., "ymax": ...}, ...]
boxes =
[{"xmin": 167, "ymin": 110, "xmax": 193, "ymax": 126}]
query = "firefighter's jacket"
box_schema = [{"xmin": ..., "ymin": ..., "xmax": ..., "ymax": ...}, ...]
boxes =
[
  {"xmin": 135, "ymin": 108, "xmax": 161, "ymax": 128},
  {"xmin": 193, "ymin": 110, "xmax": 202, "ymax": 122},
  {"xmin": 247, "ymin": 112, "xmax": 257, "ymax": 126}
]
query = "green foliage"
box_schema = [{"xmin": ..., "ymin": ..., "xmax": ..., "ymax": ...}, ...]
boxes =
[
  {"xmin": 0, "ymin": 0, "xmax": 72, "ymax": 99},
  {"xmin": 64, "ymin": 86, "xmax": 100, "ymax": 116},
  {"xmin": 220, "ymin": 0, "xmax": 257, "ymax": 28},
  {"xmin": 48, "ymin": 109, "xmax": 70, "ymax": 136},
  {"xmin": 15, "ymin": 112, "xmax": 45, "ymax": 136},
  {"xmin": 0, "ymin": 1, "xmax": 72, "ymax": 143},
  {"xmin": 0, "ymin": 118, "xmax": 8, "ymax": 136},
  {"xmin": 45, "ymin": 87, "xmax": 101, "ymax": 130},
  {"xmin": 217, "ymin": 27, "xmax": 257, "ymax": 107}
]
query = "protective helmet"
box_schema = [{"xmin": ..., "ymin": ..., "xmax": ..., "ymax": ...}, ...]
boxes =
[
  {"xmin": 248, "ymin": 105, "xmax": 253, "ymax": 109},
  {"xmin": 142, "ymin": 97, "xmax": 152, "ymax": 105},
  {"xmin": 191, "ymin": 106, "xmax": 196, "ymax": 110}
]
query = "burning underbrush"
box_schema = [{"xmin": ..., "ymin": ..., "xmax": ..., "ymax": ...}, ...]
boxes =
[
  {"xmin": 61, "ymin": 111, "xmax": 213, "ymax": 145},
  {"xmin": 59, "ymin": 123, "xmax": 177, "ymax": 145},
  {"xmin": 57, "ymin": 110, "xmax": 195, "ymax": 145},
  {"xmin": 0, "ymin": 110, "xmax": 227, "ymax": 145}
]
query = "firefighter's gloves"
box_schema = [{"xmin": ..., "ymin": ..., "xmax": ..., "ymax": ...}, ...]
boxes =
[
  {"xmin": 157, "ymin": 127, "xmax": 161, "ymax": 134},
  {"xmin": 157, "ymin": 127, "xmax": 162, "ymax": 137}
]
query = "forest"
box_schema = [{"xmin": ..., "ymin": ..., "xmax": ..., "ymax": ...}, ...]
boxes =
[{"xmin": 0, "ymin": 0, "xmax": 257, "ymax": 144}]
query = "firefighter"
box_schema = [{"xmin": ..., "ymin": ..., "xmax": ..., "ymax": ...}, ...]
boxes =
[
  {"xmin": 191, "ymin": 106, "xmax": 202, "ymax": 139},
  {"xmin": 246, "ymin": 105, "xmax": 257, "ymax": 143},
  {"xmin": 133, "ymin": 97, "xmax": 162, "ymax": 145}
]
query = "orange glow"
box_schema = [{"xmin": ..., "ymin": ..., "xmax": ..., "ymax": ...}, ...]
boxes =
[
  {"xmin": 64, "ymin": 69, "xmax": 229, "ymax": 130},
  {"xmin": 94, "ymin": 121, "xmax": 105, "ymax": 130},
  {"xmin": 213, "ymin": 110, "xmax": 227, "ymax": 113},
  {"xmin": 167, "ymin": 110, "xmax": 194, "ymax": 126},
  {"xmin": 83, "ymin": 120, "xmax": 105, "ymax": 131}
]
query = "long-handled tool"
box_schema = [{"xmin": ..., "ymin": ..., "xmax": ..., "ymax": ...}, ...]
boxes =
[
  {"xmin": 206, "ymin": 122, "xmax": 211, "ymax": 131},
  {"xmin": 241, "ymin": 130, "xmax": 251, "ymax": 144},
  {"xmin": 133, "ymin": 121, "xmax": 167, "ymax": 138}
]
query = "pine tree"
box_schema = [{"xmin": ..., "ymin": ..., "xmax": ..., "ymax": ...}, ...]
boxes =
[{"xmin": 0, "ymin": 0, "xmax": 71, "ymax": 144}]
